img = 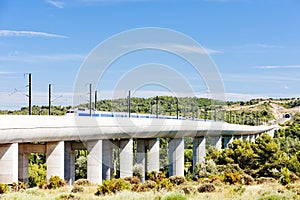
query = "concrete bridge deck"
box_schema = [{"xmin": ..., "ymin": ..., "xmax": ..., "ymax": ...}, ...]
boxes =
[{"xmin": 0, "ymin": 115, "xmax": 275, "ymax": 184}]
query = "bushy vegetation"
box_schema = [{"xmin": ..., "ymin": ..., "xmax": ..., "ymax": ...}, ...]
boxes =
[
  {"xmin": 28, "ymin": 163, "xmax": 46, "ymax": 187},
  {"xmin": 0, "ymin": 183, "xmax": 10, "ymax": 194},
  {"xmin": 48, "ymin": 176, "xmax": 66, "ymax": 189},
  {"xmin": 94, "ymin": 178, "xmax": 130, "ymax": 196}
]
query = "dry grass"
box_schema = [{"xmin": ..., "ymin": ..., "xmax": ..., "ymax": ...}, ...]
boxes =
[{"xmin": 0, "ymin": 181, "xmax": 299, "ymax": 200}]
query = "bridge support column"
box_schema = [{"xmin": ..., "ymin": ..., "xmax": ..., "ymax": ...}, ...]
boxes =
[
  {"xmin": 250, "ymin": 134, "xmax": 256, "ymax": 142},
  {"xmin": 223, "ymin": 136, "xmax": 233, "ymax": 148},
  {"xmin": 0, "ymin": 143, "xmax": 18, "ymax": 184},
  {"xmin": 102, "ymin": 139, "xmax": 113, "ymax": 180},
  {"xmin": 120, "ymin": 139, "xmax": 133, "ymax": 178},
  {"xmin": 210, "ymin": 136, "xmax": 222, "ymax": 150},
  {"xmin": 242, "ymin": 135, "xmax": 249, "ymax": 141},
  {"xmin": 87, "ymin": 140, "xmax": 102, "ymax": 184},
  {"xmin": 267, "ymin": 129, "xmax": 275, "ymax": 137},
  {"xmin": 136, "ymin": 139, "xmax": 146, "ymax": 182},
  {"xmin": 46, "ymin": 141, "xmax": 64, "ymax": 181},
  {"xmin": 64, "ymin": 142, "xmax": 75, "ymax": 184},
  {"xmin": 147, "ymin": 138, "xmax": 160, "ymax": 173},
  {"xmin": 168, "ymin": 137, "xmax": 184, "ymax": 177},
  {"xmin": 18, "ymin": 146, "xmax": 28, "ymax": 183},
  {"xmin": 192, "ymin": 137, "xmax": 205, "ymax": 171}
]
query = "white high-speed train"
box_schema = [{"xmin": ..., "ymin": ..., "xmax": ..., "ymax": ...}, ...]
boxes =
[{"xmin": 65, "ymin": 108, "xmax": 185, "ymax": 120}]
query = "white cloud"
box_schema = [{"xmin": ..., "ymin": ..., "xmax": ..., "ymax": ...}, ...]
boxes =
[
  {"xmin": 0, "ymin": 30, "xmax": 67, "ymax": 38},
  {"xmin": 254, "ymin": 43, "xmax": 283, "ymax": 49},
  {"xmin": 121, "ymin": 43, "xmax": 222, "ymax": 55},
  {"xmin": 224, "ymin": 92, "xmax": 266, "ymax": 101},
  {"xmin": 256, "ymin": 65, "xmax": 300, "ymax": 69},
  {"xmin": 46, "ymin": 0, "xmax": 64, "ymax": 8},
  {"xmin": 0, "ymin": 52, "xmax": 85, "ymax": 63}
]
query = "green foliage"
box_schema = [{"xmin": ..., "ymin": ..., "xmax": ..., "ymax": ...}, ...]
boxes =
[
  {"xmin": 48, "ymin": 176, "xmax": 66, "ymax": 189},
  {"xmin": 162, "ymin": 192, "xmax": 187, "ymax": 200},
  {"xmin": 0, "ymin": 183, "xmax": 10, "ymax": 194},
  {"xmin": 75, "ymin": 154, "xmax": 87, "ymax": 180},
  {"xmin": 94, "ymin": 178, "xmax": 130, "ymax": 196},
  {"xmin": 233, "ymin": 185, "xmax": 246, "ymax": 195},
  {"xmin": 0, "ymin": 105, "xmax": 71, "ymax": 115},
  {"xmin": 223, "ymin": 171, "xmax": 241, "ymax": 185},
  {"xmin": 194, "ymin": 159, "xmax": 218, "ymax": 178},
  {"xmin": 279, "ymin": 167, "xmax": 298, "ymax": 185},
  {"xmin": 280, "ymin": 98, "xmax": 300, "ymax": 109},
  {"xmin": 28, "ymin": 163, "xmax": 46, "ymax": 187}
]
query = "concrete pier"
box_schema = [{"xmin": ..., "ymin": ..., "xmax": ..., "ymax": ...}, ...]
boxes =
[
  {"xmin": 210, "ymin": 136, "xmax": 222, "ymax": 150},
  {"xmin": 0, "ymin": 143, "xmax": 18, "ymax": 184},
  {"xmin": 223, "ymin": 135, "xmax": 233, "ymax": 148},
  {"xmin": 120, "ymin": 139, "xmax": 133, "ymax": 178},
  {"xmin": 87, "ymin": 140, "xmax": 102, "ymax": 184},
  {"xmin": 64, "ymin": 142, "xmax": 75, "ymax": 184},
  {"xmin": 136, "ymin": 139, "xmax": 146, "ymax": 182},
  {"xmin": 193, "ymin": 136, "xmax": 206, "ymax": 170},
  {"xmin": 46, "ymin": 141, "xmax": 64, "ymax": 181},
  {"xmin": 168, "ymin": 138, "xmax": 184, "ymax": 176},
  {"xmin": 147, "ymin": 138, "xmax": 160, "ymax": 173},
  {"xmin": 102, "ymin": 139, "xmax": 113, "ymax": 180},
  {"xmin": 192, "ymin": 137, "xmax": 206, "ymax": 170}
]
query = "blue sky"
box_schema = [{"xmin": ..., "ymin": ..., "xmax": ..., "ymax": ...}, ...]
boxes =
[{"xmin": 0, "ymin": 0, "xmax": 299, "ymax": 109}]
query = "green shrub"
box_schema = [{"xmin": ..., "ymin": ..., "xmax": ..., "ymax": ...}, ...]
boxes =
[
  {"xmin": 279, "ymin": 167, "xmax": 298, "ymax": 185},
  {"xmin": 38, "ymin": 180, "xmax": 48, "ymax": 189},
  {"xmin": 194, "ymin": 160, "xmax": 218, "ymax": 178},
  {"xmin": 48, "ymin": 176, "xmax": 66, "ymax": 189},
  {"xmin": 223, "ymin": 171, "xmax": 241, "ymax": 184},
  {"xmin": 162, "ymin": 192, "xmax": 187, "ymax": 200},
  {"xmin": 75, "ymin": 155, "xmax": 87, "ymax": 180},
  {"xmin": 71, "ymin": 185, "xmax": 84, "ymax": 193},
  {"xmin": 157, "ymin": 178, "xmax": 173, "ymax": 191},
  {"xmin": 72, "ymin": 179, "xmax": 91, "ymax": 186},
  {"xmin": 94, "ymin": 178, "xmax": 130, "ymax": 196},
  {"xmin": 198, "ymin": 183, "xmax": 216, "ymax": 193},
  {"xmin": 28, "ymin": 163, "xmax": 46, "ymax": 187},
  {"xmin": 168, "ymin": 176, "xmax": 186, "ymax": 185},
  {"xmin": 0, "ymin": 183, "xmax": 10, "ymax": 194}
]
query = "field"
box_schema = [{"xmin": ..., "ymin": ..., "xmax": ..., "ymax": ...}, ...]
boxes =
[{"xmin": 1, "ymin": 181, "xmax": 300, "ymax": 200}]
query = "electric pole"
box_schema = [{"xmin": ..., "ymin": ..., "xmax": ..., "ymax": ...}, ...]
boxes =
[
  {"xmin": 128, "ymin": 90, "xmax": 131, "ymax": 118},
  {"xmin": 95, "ymin": 90, "xmax": 97, "ymax": 110},
  {"xmin": 48, "ymin": 84, "xmax": 51, "ymax": 115},
  {"xmin": 156, "ymin": 96, "xmax": 159, "ymax": 118},
  {"xmin": 176, "ymin": 97, "xmax": 179, "ymax": 119},
  {"xmin": 28, "ymin": 73, "xmax": 32, "ymax": 115},
  {"xmin": 89, "ymin": 83, "xmax": 92, "ymax": 116}
]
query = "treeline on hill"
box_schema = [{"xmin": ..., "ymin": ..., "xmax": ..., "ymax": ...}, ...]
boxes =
[
  {"xmin": 205, "ymin": 112, "xmax": 300, "ymax": 185},
  {"xmin": 0, "ymin": 96, "xmax": 274, "ymax": 125}
]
